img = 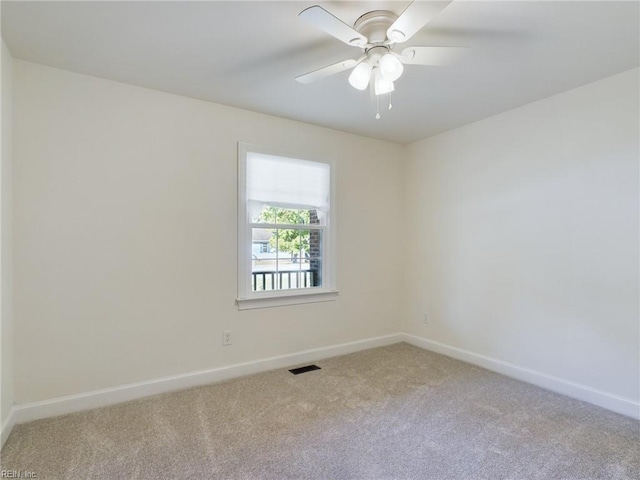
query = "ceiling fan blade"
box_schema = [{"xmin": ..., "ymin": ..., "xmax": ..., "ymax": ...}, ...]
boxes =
[
  {"xmin": 299, "ymin": 6, "xmax": 368, "ymax": 47},
  {"xmin": 387, "ymin": 1, "xmax": 454, "ymax": 44},
  {"xmin": 295, "ymin": 58, "xmax": 359, "ymax": 84},
  {"xmin": 399, "ymin": 46, "xmax": 469, "ymax": 66}
]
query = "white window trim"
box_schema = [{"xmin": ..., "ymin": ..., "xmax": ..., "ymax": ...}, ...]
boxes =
[{"xmin": 236, "ymin": 142, "xmax": 338, "ymax": 310}]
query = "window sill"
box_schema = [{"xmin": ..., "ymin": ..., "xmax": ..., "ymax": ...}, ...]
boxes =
[{"xmin": 236, "ymin": 290, "xmax": 339, "ymax": 310}]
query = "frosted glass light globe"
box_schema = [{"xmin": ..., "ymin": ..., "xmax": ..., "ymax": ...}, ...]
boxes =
[
  {"xmin": 379, "ymin": 53, "xmax": 404, "ymax": 82},
  {"xmin": 374, "ymin": 70, "xmax": 395, "ymax": 96},
  {"xmin": 348, "ymin": 62, "xmax": 373, "ymax": 90}
]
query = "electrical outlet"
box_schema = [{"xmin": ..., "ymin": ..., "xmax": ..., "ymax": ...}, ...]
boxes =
[
  {"xmin": 223, "ymin": 330, "xmax": 232, "ymax": 346},
  {"xmin": 423, "ymin": 313, "xmax": 429, "ymax": 325}
]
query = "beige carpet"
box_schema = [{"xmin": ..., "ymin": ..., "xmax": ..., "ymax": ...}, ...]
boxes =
[{"xmin": 1, "ymin": 343, "xmax": 639, "ymax": 479}]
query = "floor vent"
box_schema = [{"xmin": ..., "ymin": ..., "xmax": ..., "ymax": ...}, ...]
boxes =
[{"xmin": 289, "ymin": 364, "xmax": 321, "ymax": 375}]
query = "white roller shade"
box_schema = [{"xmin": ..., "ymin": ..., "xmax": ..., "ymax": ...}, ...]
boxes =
[{"xmin": 246, "ymin": 152, "xmax": 330, "ymax": 213}]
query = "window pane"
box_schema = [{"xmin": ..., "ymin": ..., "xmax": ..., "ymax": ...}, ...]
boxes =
[
  {"xmin": 252, "ymin": 205, "xmax": 325, "ymax": 226},
  {"xmin": 251, "ymin": 228, "xmax": 322, "ymax": 291},
  {"xmin": 277, "ymin": 208, "xmax": 308, "ymax": 225},
  {"xmin": 252, "ymin": 228, "xmax": 277, "ymax": 291}
]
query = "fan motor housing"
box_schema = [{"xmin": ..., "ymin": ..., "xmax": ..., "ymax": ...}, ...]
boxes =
[
  {"xmin": 366, "ymin": 46, "xmax": 389, "ymax": 65},
  {"xmin": 353, "ymin": 10, "xmax": 398, "ymax": 45}
]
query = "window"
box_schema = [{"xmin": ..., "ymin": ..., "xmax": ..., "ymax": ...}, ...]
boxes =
[{"xmin": 237, "ymin": 143, "xmax": 337, "ymax": 310}]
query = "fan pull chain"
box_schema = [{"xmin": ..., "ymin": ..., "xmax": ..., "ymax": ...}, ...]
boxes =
[
  {"xmin": 388, "ymin": 93, "xmax": 393, "ymax": 110},
  {"xmin": 375, "ymin": 95, "xmax": 380, "ymax": 120}
]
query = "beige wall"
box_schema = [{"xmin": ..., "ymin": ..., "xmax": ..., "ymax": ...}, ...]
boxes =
[
  {"xmin": 13, "ymin": 60, "xmax": 404, "ymax": 403},
  {"xmin": 10, "ymin": 58, "xmax": 639, "ymax": 412},
  {"xmin": 403, "ymin": 68, "xmax": 639, "ymax": 402},
  {"xmin": 1, "ymin": 40, "xmax": 14, "ymax": 426}
]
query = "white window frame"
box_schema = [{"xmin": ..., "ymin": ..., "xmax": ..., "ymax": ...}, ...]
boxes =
[{"xmin": 236, "ymin": 142, "xmax": 338, "ymax": 310}]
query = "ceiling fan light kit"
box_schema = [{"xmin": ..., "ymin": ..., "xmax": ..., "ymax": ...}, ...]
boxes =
[
  {"xmin": 374, "ymin": 70, "xmax": 395, "ymax": 96},
  {"xmin": 348, "ymin": 61, "xmax": 373, "ymax": 90},
  {"xmin": 379, "ymin": 53, "xmax": 404, "ymax": 82},
  {"xmin": 296, "ymin": 1, "xmax": 466, "ymax": 119}
]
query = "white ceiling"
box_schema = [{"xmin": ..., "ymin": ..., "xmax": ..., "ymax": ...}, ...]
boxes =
[{"xmin": 2, "ymin": 1, "xmax": 638, "ymax": 144}]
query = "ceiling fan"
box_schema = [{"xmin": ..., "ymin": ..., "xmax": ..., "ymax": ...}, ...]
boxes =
[{"xmin": 295, "ymin": 1, "xmax": 468, "ymax": 117}]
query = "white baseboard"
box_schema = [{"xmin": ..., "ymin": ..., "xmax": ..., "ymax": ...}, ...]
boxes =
[
  {"xmin": 1, "ymin": 407, "xmax": 16, "ymax": 448},
  {"xmin": 402, "ymin": 333, "xmax": 640, "ymax": 420},
  {"xmin": 10, "ymin": 333, "xmax": 403, "ymax": 428}
]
